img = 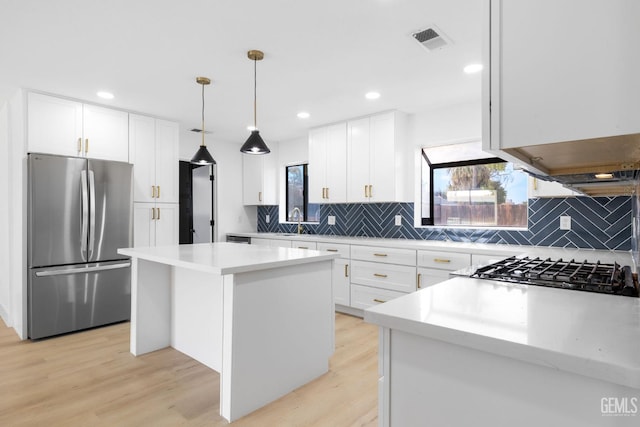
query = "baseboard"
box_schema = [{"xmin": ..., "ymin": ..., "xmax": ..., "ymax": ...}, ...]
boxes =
[{"xmin": 335, "ymin": 304, "xmax": 363, "ymax": 318}]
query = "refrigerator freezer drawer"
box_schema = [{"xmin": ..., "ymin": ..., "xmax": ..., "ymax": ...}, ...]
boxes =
[{"xmin": 28, "ymin": 261, "xmax": 131, "ymax": 339}]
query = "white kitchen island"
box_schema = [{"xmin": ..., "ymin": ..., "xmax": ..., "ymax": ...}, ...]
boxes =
[
  {"xmin": 117, "ymin": 242, "xmax": 339, "ymax": 422},
  {"xmin": 365, "ymin": 277, "xmax": 640, "ymax": 427}
]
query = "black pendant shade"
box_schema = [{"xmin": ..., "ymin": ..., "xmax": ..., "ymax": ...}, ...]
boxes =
[
  {"xmin": 240, "ymin": 130, "xmax": 270, "ymax": 154},
  {"xmin": 191, "ymin": 76, "xmax": 216, "ymax": 165},
  {"xmin": 191, "ymin": 144, "xmax": 216, "ymax": 164}
]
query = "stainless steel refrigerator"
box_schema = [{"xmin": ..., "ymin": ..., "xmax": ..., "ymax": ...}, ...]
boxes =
[{"xmin": 28, "ymin": 153, "xmax": 133, "ymax": 339}]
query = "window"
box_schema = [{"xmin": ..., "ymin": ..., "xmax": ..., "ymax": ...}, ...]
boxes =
[
  {"xmin": 421, "ymin": 143, "xmax": 528, "ymax": 228},
  {"xmin": 286, "ymin": 164, "xmax": 320, "ymax": 222}
]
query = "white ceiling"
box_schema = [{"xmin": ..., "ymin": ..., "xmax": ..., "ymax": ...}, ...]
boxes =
[{"xmin": 0, "ymin": 0, "xmax": 483, "ymax": 144}]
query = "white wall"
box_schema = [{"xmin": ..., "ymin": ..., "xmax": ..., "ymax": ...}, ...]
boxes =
[
  {"xmin": 179, "ymin": 131, "xmax": 256, "ymax": 240},
  {"xmin": 408, "ymin": 100, "xmax": 482, "ymax": 148},
  {"xmin": 0, "ymin": 100, "xmax": 10, "ymax": 324},
  {"xmin": 2, "ymin": 89, "xmax": 27, "ymax": 338}
]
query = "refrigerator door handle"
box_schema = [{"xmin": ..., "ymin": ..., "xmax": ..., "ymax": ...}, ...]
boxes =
[
  {"xmin": 34, "ymin": 262, "xmax": 131, "ymax": 277},
  {"xmin": 81, "ymin": 170, "xmax": 88, "ymax": 261},
  {"xmin": 88, "ymin": 169, "xmax": 96, "ymax": 259}
]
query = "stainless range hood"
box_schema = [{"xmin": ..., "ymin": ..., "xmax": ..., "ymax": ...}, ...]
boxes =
[{"xmin": 502, "ymin": 133, "xmax": 640, "ymax": 196}]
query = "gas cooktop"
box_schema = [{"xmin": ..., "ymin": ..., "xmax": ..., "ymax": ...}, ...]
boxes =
[{"xmin": 472, "ymin": 256, "xmax": 639, "ymax": 297}]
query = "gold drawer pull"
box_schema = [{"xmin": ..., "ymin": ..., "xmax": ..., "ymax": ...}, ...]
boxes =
[
  {"xmin": 151, "ymin": 207, "xmax": 156, "ymax": 220},
  {"xmin": 344, "ymin": 264, "xmax": 349, "ymax": 277},
  {"xmin": 373, "ymin": 298, "xmax": 386, "ymax": 304},
  {"xmin": 434, "ymin": 258, "xmax": 451, "ymax": 263},
  {"xmin": 325, "ymin": 187, "xmax": 329, "ymax": 199},
  {"xmin": 157, "ymin": 186, "xmax": 160, "ymax": 198},
  {"xmin": 157, "ymin": 208, "xmax": 160, "ymax": 220},
  {"xmin": 374, "ymin": 273, "xmax": 388, "ymax": 278},
  {"xmin": 258, "ymin": 191, "xmax": 262, "ymax": 202},
  {"xmin": 77, "ymin": 138, "xmax": 82, "ymax": 154},
  {"xmin": 85, "ymin": 138, "xmax": 89, "ymax": 153},
  {"xmin": 298, "ymin": 246, "xmax": 308, "ymax": 249},
  {"xmin": 373, "ymin": 253, "xmax": 388, "ymax": 257},
  {"xmin": 152, "ymin": 186, "xmax": 156, "ymax": 198},
  {"xmin": 417, "ymin": 273, "xmax": 422, "ymax": 289},
  {"xmin": 326, "ymin": 249, "xmax": 339, "ymax": 252}
]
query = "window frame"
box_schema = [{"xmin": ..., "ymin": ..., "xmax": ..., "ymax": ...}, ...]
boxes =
[
  {"xmin": 285, "ymin": 163, "xmax": 312, "ymax": 222},
  {"xmin": 421, "ymin": 152, "xmax": 526, "ymax": 228}
]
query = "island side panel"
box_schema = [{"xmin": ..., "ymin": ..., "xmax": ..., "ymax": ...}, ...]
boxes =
[
  {"xmin": 171, "ymin": 267, "xmax": 223, "ymax": 372},
  {"xmin": 386, "ymin": 329, "xmax": 639, "ymax": 427},
  {"xmin": 130, "ymin": 258, "xmax": 172, "ymax": 355},
  {"xmin": 221, "ymin": 260, "xmax": 334, "ymax": 422}
]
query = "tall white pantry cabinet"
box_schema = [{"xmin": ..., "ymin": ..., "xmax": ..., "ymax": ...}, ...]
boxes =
[{"xmin": 129, "ymin": 114, "xmax": 179, "ymax": 247}]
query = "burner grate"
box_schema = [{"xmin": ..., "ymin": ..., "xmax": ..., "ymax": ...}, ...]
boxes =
[{"xmin": 472, "ymin": 256, "xmax": 638, "ymax": 297}]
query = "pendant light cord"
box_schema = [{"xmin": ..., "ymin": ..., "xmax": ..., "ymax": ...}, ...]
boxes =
[
  {"xmin": 201, "ymin": 82, "xmax": 206, "ymax": 147},
  {"xmin": 253, "ymin": 58, "xmax": 257, "ymax": 129}
]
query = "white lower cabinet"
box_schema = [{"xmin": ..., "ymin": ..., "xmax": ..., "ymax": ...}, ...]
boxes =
[
  {"xmin": 350, "ymin": 244, "xmax": 417, "ymax": 308},
  {"xmin": 318, "ymin": 242, "xmax": 351, "ymax": 306},
  {"xmin": 332, "ymin": 259, "xmax": 350, "ymax": 306},
  {"xmin": 292, "ymin": 241, "xmax": 317, "ymax": 250},
  {"xmin": 471, "ymin": 253, "xmax": 507, "ymax": 266},
  {"xmin": 417, "ymin": 250, "xmax": 470, "ymax": 271},
  {"xmin": 417, "ymin": 249, "xmax": 472, "ymax": 291},
  {"xmin": 351, "ymin": 284, "xmax": 406, "ymax": 310},
  {"xmin": 133, "ymin": 202, "xmax": 178, "ymax": 247},
  {"xmin": 417, "ymin": 267, "xmax": 451, "ymax": 289},
  {"xmin": 351, "ymin": 261, "xmax": 416, "ymax": 293}
]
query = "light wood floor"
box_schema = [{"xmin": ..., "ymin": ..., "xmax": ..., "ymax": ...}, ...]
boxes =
[{"xmin": 0, "ymin": 313, "xmax": 378, "ymax": 427}]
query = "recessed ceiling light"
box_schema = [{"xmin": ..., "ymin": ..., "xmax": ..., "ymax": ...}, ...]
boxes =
[
  {"xmin": 595, "ymin": 173, "xmax": 614, "ymax": 179},
  {"xmin": 365, "ymin": 91, "xmax": 380, "ymax": 100},
  {"xmin": 463, "ymin": 64, "xmax": 483, "ymax": 74},
  {"xmin": 96, "ymin": 91, "xmax": 114, "ymax": 99},
  {"xmin": 297, "ymin": 112, "xmax": 310, "ymax": 119}
]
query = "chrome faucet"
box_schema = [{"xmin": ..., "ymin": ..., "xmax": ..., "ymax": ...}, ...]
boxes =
[{"xmin": 290, "ymin": 207, "xmax": 303, "ymax": 234}]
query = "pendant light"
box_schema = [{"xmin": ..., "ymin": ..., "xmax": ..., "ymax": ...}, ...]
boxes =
[
  {"xmin": 191, "ymin": 76, "xmax": 216, "ymax": 165},
  {"xmin": 240, "ymin": 50, "xmax": 271, "ymax": 154}
]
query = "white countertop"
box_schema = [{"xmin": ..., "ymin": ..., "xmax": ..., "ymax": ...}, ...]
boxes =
[
  {"xmin": 118, "ymin": 242, "xmax": 339, "ymax": 275},
  {"xmin": 231, "ymin": 232, "xmax": 633, "ymax": 265},
  {"xmin": 365, "ymin": 277, "xmax": 640, "ymax": 389}
]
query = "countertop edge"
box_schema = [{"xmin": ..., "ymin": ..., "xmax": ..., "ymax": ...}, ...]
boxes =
[
  {"xmin": 229, "ymin": 232, "xmax": 632, "ymax": 260},
  {"xmin": 117, "ymin": 247, "xmax": 339, "ymax": 275},
  {"xmin": 364, "ymin": 302, "xmax": 640, "ymax": 390}
]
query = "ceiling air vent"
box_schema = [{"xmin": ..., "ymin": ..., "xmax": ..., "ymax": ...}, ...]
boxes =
[{"xmin": 411, "ymin": 26, "xmax": 451, "ymax": 52}]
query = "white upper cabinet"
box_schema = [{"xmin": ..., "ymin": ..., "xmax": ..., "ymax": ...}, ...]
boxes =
[
  {"xmin": 484, "ymin": 0, "xmax": 640, "ymax": 154},
  {"xmin": 243, "ymin": 151, "xmax": 278, "ymax": 205},
  {"xmin": 308, "ymin": 122, "xmax": 347, "ymax": 203},
  {"xmin": 27, "ymin": 92, "xmax": 128, "ymax": 162},
  {"xmin": 81, "ymin": 104, "xmax": 129, "ymax": 162},
  {"xmin": 129, "ymin": 114, "xmax": 179, "ymax": 204},
  {"xmin": 347, "ymin": 111, "xmax": 408, "ymax": 203}
]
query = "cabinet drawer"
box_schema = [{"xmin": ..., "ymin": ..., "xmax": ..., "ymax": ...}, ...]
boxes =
[
  {"xmin": 351, "ymin": 245, "xmax": 416, "ymax": 266},
  {"xmin": 292, "ymin": 241, "xmax": 317, "ymax": 250},
  {"xmin": 471, "ymin": 253, "xmax": 507, "ymax": 266},
  {"xmin": 417, "ymin": 250, "xmax": 470, "ymax": 271},
  {"xmin": 351, "ymin": 260, "xmax": 416, "ymax": 293},
  {"xmin": 417, "ymin": 268, "xmax": 451, "ymax": 289},
  {"xmin": 317, "ymin": 242, "xmax": 350, "ymax": 258},
  {"xmin": 351, "ymin": 284, "xmax": 406, "ymax": 310}
]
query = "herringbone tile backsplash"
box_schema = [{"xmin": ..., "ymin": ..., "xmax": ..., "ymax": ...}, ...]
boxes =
[{"xmin": 257, "ymin": 197, "xmax": 632, "ymax": 251}]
